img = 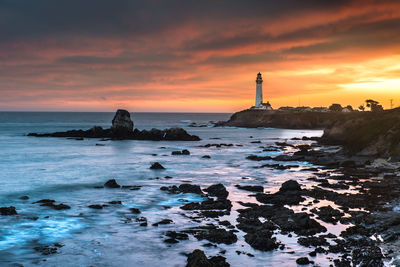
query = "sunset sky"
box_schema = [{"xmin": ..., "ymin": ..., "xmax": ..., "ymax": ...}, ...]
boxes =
[{"xmin": 1, "ymin": 0, "xmax": 400, "ymax": 112}]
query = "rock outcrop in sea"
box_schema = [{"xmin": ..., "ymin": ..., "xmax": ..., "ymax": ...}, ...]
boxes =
[{"xmin": 27, "ymin": 109, "xmax": 200, "ymax": 141}]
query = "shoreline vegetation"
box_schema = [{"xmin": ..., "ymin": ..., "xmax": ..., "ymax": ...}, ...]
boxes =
[{"xmin": 8, "ymin": 107, "xmax": 400, "ymax": 265}]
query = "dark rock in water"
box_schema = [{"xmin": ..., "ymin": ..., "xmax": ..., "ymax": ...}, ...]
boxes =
[
  {"xmin": 0, "ymin": 206, "xmax": 17, "ymax": 215},
  {"xmin": 104, "ymin": 179, "xmax": 121, "ymax": 188},
  {"xmin": 152, "ymin": 219, "xmax": 173, "ymax": 226},
  {"xmin": 296, "ymin": 257, "xmax": 312, "ymax": 265},
  {"xmin": 19, "ymin": 196, "xmax": 29, "ymax": 200},
  {"xmin": 33, "ymin": 199, "xmax": 55, "ymax": 204},
  {"xmin": 246, "ymin": 155, "xmax": 272, "ymax": 161},
  {"xmin": 135, "ymin": 217, "xmax": 147, "ymax": 226},
  {"xmin": 190, "ymin": 225, "xmax": 237, "ymax": 245},
  {"xmin": 108, "ymin": 201, "xmax": 122, "ymax": 205},
  {"xmin": 130, "ymin": 208, "xmax": 141, "ymax": 214},
  {"xmin": 179, "ymin": 184, "xmax": 203, "ymax": 194},
  {"xmin": 202, "ymin": 155, "xmax": 211, "ymax": 159},
  {"xmin": 150, "ymin": 162, "xmax": 165, "ymax": 170},
  {"xmin": 172, "ymin": 149, "xmax": 190, "ymax": 155},
  {"xmin": 256, "ymin": 181, "xmax": 304, "ymax": 205},
  {"xmin": 244, "ymin": 230, "xmax": 279, "ymax": 251},
  {"xmin": 181, "ymin": 198, "xmax": 232, "ymax": 211},
  {"xmin": 186, "ymin": 249, "xmax": 230, "ymax": 267},
  {"xmin": 298, "ymin": 236, "xmax": 329, "ymax": 247},
  {"xmin": 166, "ymin": 231, "xmax": 189, "ymax": 240},
  {"xmin": 204, "ymin": 184, "xmax": 228, "ymax": 199},
  {"xmin": 111, "ymin": 109, "xmax": 134, "ymax": 136},
  {"xmin": 41, "ymin": 202, "xmax": 71, "ymax": 210},
  {"xmin": 34, "ymin": 244, "xmax": 59, "ymax": 255},
  {"xmin": 352, "ymin": 246, "xmax": 384, "ymax": 267},
  {"xmin": 164, "ymin": 238, "xmax": 179, "ymax": 244},
  {"xmin": 279, "ymin": 180, "xmax": 301, "ymax": 192},
  {"xmin": 310, "ymin": 206, "xmax": 344, "ymax": 224},
  {"xmin": 88, "ymin": 204, "xmax": 104, "ymax": 209},
  {"xmin": 235, "ymin": 185, "xmax": 264, "ymax": 192}
]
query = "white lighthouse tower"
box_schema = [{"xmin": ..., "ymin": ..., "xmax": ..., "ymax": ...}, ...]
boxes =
[
  {"xmin": 255, "ymin": 72, "xmax": 263, "ymax": 108},
  {"xmin": 251, "ymin": 72, "xmax": 272, "ymax": 110}
]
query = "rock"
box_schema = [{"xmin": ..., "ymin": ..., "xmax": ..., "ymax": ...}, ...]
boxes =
[
  {"xmin": 34, "ymin": 245, "xmax": 59, "ymax": 255},
  {"xmin": 235, "ymin": 185, "xmax": 264, "ymax": 192},
  {"xmin": 171, "ymin": 149, "xmax": 190, "ymax": 155},
  {"xmin": 166, "ymin": 231, "xmax": 189, "ymax": 240},
  {"xmin": 202, "ymin": 155, "xmax": 211, "ymax": 159},
  {"xmin": 204, "ymin": 184, "xmax": 228, "ymax": 199},
  {"xmin": 179, "ymin": 184, "xmax": 203, "ymax": 194},
  {"xmin": 192, "ymin": 226, "xmax": 238, "ymax": 245},
  {"xmin": 296, "ymin": 257, "xmax": 311, "ymax": 265},
  {"xmin": 246, "ymin": 155, "xmax": 272, "ymax": 161},
  {"xmin": 104, "ymin": 179, "xmax": 121, "ymax": 188},
  {"xmin": 0, "ymin": 206, "xmax": 17, "ymax": 215},
  {"xmin": 244, "ymin": 230, "xmax": 279, "ymax": 251},
  {"xmin": 19, "ymin": 196, "xmax": 29, "ymax": 200},
  {"xmin": 108, "ymin": 201, "xmax": 122, "ymax": 204},
  {"xmin": 279, "ymin": 180, "xmax": 301, "ymax": 192},
  {"xmin": 310, "ymin": 206, "xmax": 344, "ymax": 224},
  {"xmin": 135, "ymin": 217, "xmax": 147, "ymax": 226},
  {"xmin": 181, "ymin": 198, "xmax": 232, "ymax": 211},
  {"xmin": 33, "ymin": 199, "xmax": 55, "ymax": 204},
  {"xmin": 88, "ymin": 204, "xmax": 104, "ymax": 209},
  {"xmin": 150, "ymin": 162, "xmax": 165, "ymax": 170},
  {"xmin": 40, "ymin": 202, "xmax": 71, "ymax": 210},
  {"xmin": 130, "ymin": 208, "xmax": 141, "ymax": 214},
  {"xmin": 186, "ymin": 249, "xmax": 230, "ymax": 267},
  {"xmin": 111, "ymin": 109, "xmax": 134, "ymax": 136},
  {"xmin": 152, "ymin": 219, "xmax": 173, "ymax": 226}
]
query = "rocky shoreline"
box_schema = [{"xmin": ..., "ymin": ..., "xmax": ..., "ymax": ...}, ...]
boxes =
[{"xmin": 4, "ymin": 109, "xmax": 400, "ymax": 266}]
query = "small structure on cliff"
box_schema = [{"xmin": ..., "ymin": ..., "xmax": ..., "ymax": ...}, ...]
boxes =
[{"xmin": 251, "ymin": 73, "xmax": 272, "ymax": 110}]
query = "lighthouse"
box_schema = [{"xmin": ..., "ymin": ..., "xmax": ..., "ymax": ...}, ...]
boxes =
[
  {"xmin": 255, "ymin": 72, "xmax": 263, "ymax": 108},
  {"xmin": 251, "ymin": 72, "xmax": 272, "ymax": 110}
]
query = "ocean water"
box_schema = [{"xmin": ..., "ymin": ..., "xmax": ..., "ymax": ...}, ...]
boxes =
[{"xmin": 0, "ymin": 112, "xmax": 337, "ymax": 267}]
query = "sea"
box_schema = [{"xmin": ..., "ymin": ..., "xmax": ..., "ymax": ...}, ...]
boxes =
[{"xmin": 0, "ymin": 112, "xmax": 345, "ymax": 267}]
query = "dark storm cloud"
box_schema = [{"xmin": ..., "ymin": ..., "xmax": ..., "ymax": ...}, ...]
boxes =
[{"xmin": 0, "ymin": 0, "xmax": 350, "ymax": 42}]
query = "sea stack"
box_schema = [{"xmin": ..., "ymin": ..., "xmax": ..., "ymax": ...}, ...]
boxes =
[{"xmin": 111, "ymin": 109, "xmax": 134, "ymax": 136}]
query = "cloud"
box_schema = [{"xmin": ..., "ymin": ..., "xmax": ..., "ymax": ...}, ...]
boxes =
[{"xmin": 1, "ymin": 0, "xmax": 400, "ymax": 111}]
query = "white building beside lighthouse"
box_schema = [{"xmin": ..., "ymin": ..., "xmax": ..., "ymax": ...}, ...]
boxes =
[{"xmin": 251, "ymin": 72, "xmax": 272, "ymax": 110}]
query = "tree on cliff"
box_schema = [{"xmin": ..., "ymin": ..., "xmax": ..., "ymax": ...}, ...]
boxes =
[
  {"xmin": 365, "ymin": 99, "xmax": 384, "ymax": 112},
  {"xmin": 358, "ymin": 105, "xmax": 365, "ymax": 111},
  {"xmin": 329, "ymin": 104, "xmax": 343, "ymax": 112}
]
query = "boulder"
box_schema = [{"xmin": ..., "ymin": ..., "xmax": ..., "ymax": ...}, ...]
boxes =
[
  {"xmin": 279, "ymin": 180, "xmax": 301, "ymax": 192},
  {"xmin": 111, "ymin": 109, "xmax": 134, "ymax": 136},
  {"xmin": 204, "ymin": 184, "xmax": 229, "ymax": 199},
  {"xmin": 150, "ymin": 162, "xmax": 165, "ymax": 170},
  {"xmin": 104, "ymin": 179, "xmax": 121, "ymax": 188},
  {"xmin": 0, "ymin": 206, "xmax": 17, "ymax": 215}
]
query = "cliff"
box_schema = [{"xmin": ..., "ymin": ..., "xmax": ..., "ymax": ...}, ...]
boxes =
[
  {"xmin": 320, "ymin": 108, "xmax": 400, "ymax": 158},
  {"xmin": 217, "ymin": 109, "xmax": 350, "ymax": 129}
]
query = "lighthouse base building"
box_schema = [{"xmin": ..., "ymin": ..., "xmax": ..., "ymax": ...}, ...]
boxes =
[{"xmin": 250, "ymin": 72, "xmax": 273, "ymax": 110}]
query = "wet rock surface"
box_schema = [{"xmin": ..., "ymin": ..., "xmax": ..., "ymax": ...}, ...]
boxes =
[
  {"xmin": 0, "ymin": 206, "xmax": 17, "ymax": 215},
  {"xmin": 186, "ymin": 249, "xmax": 230, "ymax": 267}
]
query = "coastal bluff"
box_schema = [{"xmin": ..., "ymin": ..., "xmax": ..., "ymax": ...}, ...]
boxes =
[
  {"xmin": 28, "ymin": 109, "xmax": 200, "ymax": 141},
  {"xmin": 218, "ymin": 108, "xmax": 400, "ymax": 158},
  {"xmin": 321, "ymin": 107, "xmax": 400, "ymax": 158},
  {"xmin": 216, "ymin": 109, "xmax": 350, "ymax": 129}
]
